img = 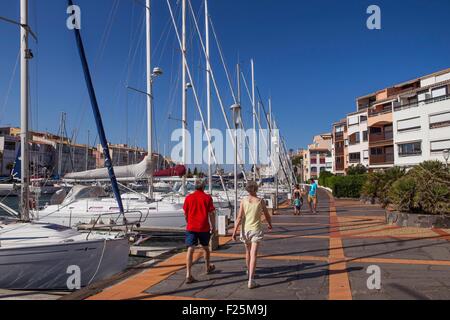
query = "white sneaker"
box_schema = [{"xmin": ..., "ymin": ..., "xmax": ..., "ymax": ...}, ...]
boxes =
[{"xmin": 248, "ymin": 280, "xmax": 259, "ymax": 289}]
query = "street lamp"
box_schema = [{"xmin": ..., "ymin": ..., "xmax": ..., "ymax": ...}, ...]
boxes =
[
  {"xmin": 230, "ymin": 103, "xmax": 241, "ymax": 223},
  {"xmin": 443, "ymin": 149, "xmax": 449, "ymax": 168}
]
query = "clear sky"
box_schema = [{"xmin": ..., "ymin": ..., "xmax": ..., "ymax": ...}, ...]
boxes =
[{"xmin": 0, "ymin": 0, "xmax": 449, "ymax": 156}]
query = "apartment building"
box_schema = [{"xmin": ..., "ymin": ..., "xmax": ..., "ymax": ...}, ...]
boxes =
[
  {"xmin": 332, "ymin": 119, "xmax": 348, "ymax": 175},
  {"xmin": 96, "ymin": 143, "xmax": 147, "ymax": 168},
  {"xmin": 393, "ymin": 69, "xmax": 450, "ymax": 167},
  {"xmin": 0, "ymin": 128, "xmax": 19, "ymax": 177},
  {"xmin": 355, "ymin": 68, "xmax": 450, "ymax": 170},
  {"xmin": 347, "ymin": 110, "xmax": 369, "ymax": 168},
  {"xmin": 304, "ymin": 133, "xmax": 332, "ymax": 181}
]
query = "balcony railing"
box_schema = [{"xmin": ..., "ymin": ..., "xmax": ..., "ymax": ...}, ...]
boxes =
[
  {"xmin": 370, "ymin": 154, "xmax": 394, "ymax": 165},
  {"xmin": 368, "ymin": 107, "xmax": 392, "ymax": 117},
  {"xmin": 369, "ymin": 132, "xmax": 393, "ymax": 143},
  {"xmin": 334, "ymin": 132, "xmax": 344, "ymax": 140},
  {"xmin": 398, "ymin": 150, "xmax": 422, "ymax": 157},
  {"xmin": 335, "ymin": 147, "xmax": 344, "ymax": 155},
  {"xmin": 394, "ymin": 93, "xmax": 450, "ymax": 112}
]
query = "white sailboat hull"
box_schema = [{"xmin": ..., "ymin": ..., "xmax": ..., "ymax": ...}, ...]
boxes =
[{"xmin": 0, "ymin": 237, "xmax": 129, "ymax": 290}]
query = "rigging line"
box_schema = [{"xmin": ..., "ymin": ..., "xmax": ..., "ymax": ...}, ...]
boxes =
[
  {"xmin": 208, "ymin": 14, "xmax": 237, "ymax": 103},
  {"xmin": 167, "ymin": 0, "xmax": 231, "ymax": 203},
  {"xmin": 186, "ymin": 0, "xmax": 248, "ymax": 180},
  {"xmin": 73, "ymin": 0, "xmax": 121, "ymax": 142},
  {"xmin": 0, "ymin": 49, "xmax": 20, "ymax": 124}
]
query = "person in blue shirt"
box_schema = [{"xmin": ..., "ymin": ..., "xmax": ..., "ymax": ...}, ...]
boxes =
[{"xmin": 308, "ymin": 179, "xmax": 318, "ymax": 214}]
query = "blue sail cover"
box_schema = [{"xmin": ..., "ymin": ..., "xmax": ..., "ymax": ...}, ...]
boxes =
[
  {"xmin": 11, "ymin": 146, "xmax": 21, "ymax": 181},
  {"xmin": 68, "ymin": 0, "xmax": 124, "ymax": 214}
]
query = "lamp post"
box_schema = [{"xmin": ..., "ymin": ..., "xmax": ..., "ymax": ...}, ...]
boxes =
[
  {"xmin": 443, "ymin": 149, "xmax": 449, "ymax": 169},
  {"xmin": 230, "ymin": 103, "xmax": 241, "ymax": 223}
]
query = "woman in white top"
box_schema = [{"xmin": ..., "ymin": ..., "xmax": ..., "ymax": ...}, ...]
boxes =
[{"xmin": 232, "ymin": 181, "xmax": 272, "ymax": 289}]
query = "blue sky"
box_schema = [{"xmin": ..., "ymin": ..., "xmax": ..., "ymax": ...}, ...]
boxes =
[{"xmin": 0, "ymin": 0, "xmax": 449, "ymax": 156}]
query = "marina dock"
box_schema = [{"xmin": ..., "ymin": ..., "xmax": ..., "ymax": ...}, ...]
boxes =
[{"xmin": 56, "ymin": 188, "xmax": 450, "ymax": 301}]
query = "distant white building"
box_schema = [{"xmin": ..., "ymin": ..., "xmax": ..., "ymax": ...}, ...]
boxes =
[
  {"xmin": 0, "ymin": 128, "xmax": 19, "ymax": 177},
  {"xmin": 305, "ymin": 133, "xmax": 332, "ymax": 181}
]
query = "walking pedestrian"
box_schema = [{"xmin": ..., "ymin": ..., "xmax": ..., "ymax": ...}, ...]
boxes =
[
  {"xmin": 292, "ymin": 184, "xmax": 303, "ymax": 215},
  {"xmin": 231, "ymin": 181, "xmax": 273, "ymax": 289},
  {"xmin": 308, "ymin": 178, "xmax": 318, "ymax": 214},
  {"xmin": 183, "ymin": 179, "xmax": 216, "ymax": 284}
]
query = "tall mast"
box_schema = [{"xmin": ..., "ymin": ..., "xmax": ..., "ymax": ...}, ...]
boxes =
[
  {"xmin": 20, "ymin": 0, "xmax": 30, "ymax": 221},
  {"xmin": 251, "ymin": 59, "xmax": 256, "ymax": 181},
  {"xmin": 205, "ymin": 0, "xmax": 212, "ymax": 194},
  {"xmin": 146, "ymin": 0, "xmax": 154, "ymax": 199},
  {"xmin": 268, "ymin": 97, "xmax": 272, "ymax": 171},
  {"xmin": 181, "ymin": 0, "xmax": 187, "ymax": 195}
]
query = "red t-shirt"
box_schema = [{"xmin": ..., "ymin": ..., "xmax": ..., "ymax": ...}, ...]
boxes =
[{"xmin": 183, "ymin": 190, "xmax": 216, "ymax": 232}]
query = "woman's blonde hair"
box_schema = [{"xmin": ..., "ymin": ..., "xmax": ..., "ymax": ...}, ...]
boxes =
[{"xmin": 245, "ymin": 180, "xmax": 259, "ymax": 194}]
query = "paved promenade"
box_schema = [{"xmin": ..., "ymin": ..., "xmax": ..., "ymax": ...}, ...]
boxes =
[{"xmin": 86, "ymin": 189, "xmax": 450, "ymax": 300}]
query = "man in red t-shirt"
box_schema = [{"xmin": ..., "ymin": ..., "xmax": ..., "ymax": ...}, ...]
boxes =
[{"xmin": 183, "ymin": 179, "xmax": 216, "ymax": 284}]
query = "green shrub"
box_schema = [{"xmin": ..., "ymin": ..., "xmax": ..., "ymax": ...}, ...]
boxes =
[
  {"xmin": 318, "ymin": 171, "xmax": 334, "ymax": 187},
  {"xmin": 361, "ymin": 167, "xmax": 405, "ymax": 207},
  {"xmin": 408, "ymin": 161, "xmax": 450, "ymax": 215},
  {"xmin": 387, "ymin": 161, "xmax": 450, "ymax": 215},
  {"xmin": 389, "ymin": 176, "xmax": 419, "ymax": 213},
  {"xmin": 347, "ymin": 164, "xmax": 368, "ymax": 175},
  {"xmin": 332, "ymin": 175, "xmax": 367, "ymax": 199}
]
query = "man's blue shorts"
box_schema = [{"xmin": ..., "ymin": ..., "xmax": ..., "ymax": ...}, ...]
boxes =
[{"xmin": 185, "ymin": 231, "xmax": 211, "ymax": 247}]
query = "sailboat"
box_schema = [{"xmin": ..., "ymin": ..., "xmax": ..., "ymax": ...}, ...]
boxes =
[
  {"xmin": 36, "ymin": 0, "xmax": 234, "ymax": 231},
  {"xmin": 0, "ymin": 0, "xmax": 130, "ymax": 290}
]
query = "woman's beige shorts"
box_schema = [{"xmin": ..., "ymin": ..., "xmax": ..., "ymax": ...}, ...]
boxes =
[{"xmin": 240, "ymin": 230, "xmax": 264, "ymax": 244}]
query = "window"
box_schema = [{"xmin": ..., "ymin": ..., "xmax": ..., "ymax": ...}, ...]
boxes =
[
  {"xmin": 371, "ymin": 147, "xmax": 383, "ymax": 155},
  {"xmin": 397, "ymin": 117, "xmax": 421, "ymax": 132},
  {"xmin": 363, "ymin": 150, "xmax": 369, "ymax": 160},
  {"xmin": 311, "ymin": 166, "xmax": 317, "ymax": 173},
  {"xmin": 431, "ymin": 86, "xmax": 447, "ymax": 98},
  {"xmin": 349, "ymin": 132, "xmax": 360, "ymax": 145},
  {"xmin": 320, "ymin": 167, "xmax": 326, "ymax": 172},
  {"xmin": 362, "ymin": 131, "xmax": 368, "ymax": 142},
  {"xmin": 349, "ymin": 152, "xmax": 361, "ymax": 163},
  {"xmin": 398, "ymin": 142, "xmax": 422, "ymax": 157},
  {"xmin": 360, "ymin": 115, "xmax": 368, "ymax": 122},
  {"xmin": 319, "ymin": 158, "xmax": 325, "ymax": 164},
  {"xmin": 417, "ymin": 90, "xmax": 429, "ymax": 102},
  {"xmin": 4, "ymin": 141, "xmax": 16, "ymax": 151},
  {"xmin": 430, "ymin": 139, "xmax": 450, "ymax": 153},
  {"xmin": 310, "ymin": 158, "xmax": 317, "ymax": 164},
  {"xmin": 348, "ymin": 115, "xmax": 359, "ymax": 126},
  {"xmin": 429, "ymin": 111, "xmax": 450, "ymax": 129},
  {"xmin": 370, "ymin": 127, "xmax": 382, "ymax": 134}
]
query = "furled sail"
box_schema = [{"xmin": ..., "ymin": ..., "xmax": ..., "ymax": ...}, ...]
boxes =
[{"xmin": 63, "ymin": 156, "xmax": 153, "ymax": 181}]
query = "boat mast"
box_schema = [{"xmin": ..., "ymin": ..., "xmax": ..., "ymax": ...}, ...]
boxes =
[
  {"xmin": 205, "ymin": 0, "xmax": 212, "ymax": 194},
  {"xmin": 20, "ymin": 0, "xmax": 30, "ymax": 221},
  {"xmin": 181, "ymin": 0, "xmax": 187, "ymax": 195},
  {"xmin": 146, "ymin": 0, "xmax": 154, "ymax": 200},
  {"xmin": 251, "ymin": 59, "xmax": 256, "ymax": 181}
]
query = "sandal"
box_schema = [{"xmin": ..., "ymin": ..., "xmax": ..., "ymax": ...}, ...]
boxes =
[
  {"xmin": 185, "ymin": 276, "xmax": 197, "ymax": 284},
  {"xmin": 206, "ymin": 264, "xmax": 216, "ymax": 274}
]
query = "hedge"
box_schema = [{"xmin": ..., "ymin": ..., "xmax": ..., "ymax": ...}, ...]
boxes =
[{"xmin": 321, "ymin": 174, "xmax": 367, "ymax": 199}]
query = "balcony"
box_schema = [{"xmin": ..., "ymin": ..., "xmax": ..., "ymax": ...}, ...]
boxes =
[
  {"xmin": 335, "ymin": 147, "xmax": 344, "ymax": 155},
  {"xmin": 370, "ymin": 153, "xmax": 394, "ymax": 165},
  {"xmin": 369, "ymin": 131, "xmax": 393, "ymax": 143},
  {"xmin": 334, "ymin": 132, "xmax": 344, "ymax": 141},
  {"xmin": 394, "ymin": 93, "xmax": 450, "ymax": 112},
  {"xmin": 368, "ymin": 106, "xmax": 392, "ymax": 118}
]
